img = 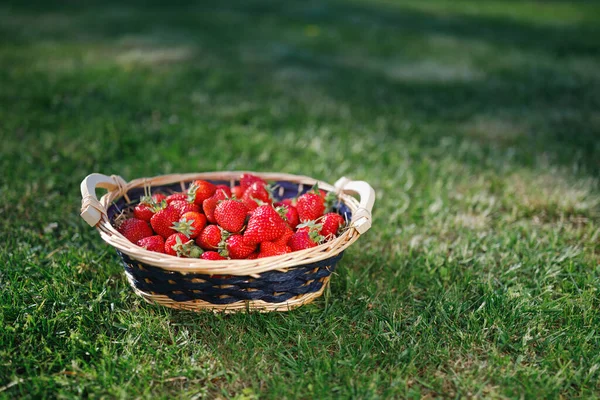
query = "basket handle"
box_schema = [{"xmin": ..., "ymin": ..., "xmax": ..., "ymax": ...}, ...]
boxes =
[
  {"xmin": 334, "ymin": 177, "xmax": 375, "ymax": 234},
  {"xmin": 80, "ymin": 173, "xmax": 128, "ymax": 226}
]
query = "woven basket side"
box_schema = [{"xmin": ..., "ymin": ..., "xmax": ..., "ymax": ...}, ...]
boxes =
[{"xmin": 120, "ymin": 251, "xmax": 343, "ymax": 304}]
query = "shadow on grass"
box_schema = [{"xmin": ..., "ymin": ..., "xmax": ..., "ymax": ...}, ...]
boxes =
[{"xmin": 2, "ymin": 0, "xmax": 599, "ymax": 173}]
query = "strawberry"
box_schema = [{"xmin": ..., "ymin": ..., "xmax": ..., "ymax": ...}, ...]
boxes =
[
  {"xmin": 135, "ymin": 193, "xmax": 167, "ymax": 221},
  {"xmin": 296, "ymin": 188, "xmax": 325, "ymax": 222},
  {"xmin": 258, "ymin": 241, "xmax": 291, "ymax": 258},
  {"xmin": 275, "ymin": 203, "xmax": 299, "ymax": 230},
  {"xmin": 152, "ymin": 193, "xmax": 167, "ymax": 203},
  {"xmin": 222, "ymin": 234, "xmax": 256, "ymax": 259},
  {"xmin": 166, "ymin": 192, "xmax": 187, "ymax": 205},
  {"xmin": 118, "ymin": 218, "xmax": 154, "ymax": 244},
  {"xmin": 286, "ymin": 205, "xmax": 300, "ymax": 229},
  {"xmin": 243, "ymin": 205, "xmax": 289, "ymax": 246},
  {"xmin": 231, "ymin": 185, "xmax": 245, "ymax": 199},
  {"xmin": 240, "ymin": 173, "xmax": 267, "ymax": 191},
  {"xmin": 288, "ymin": 229, "xmax": 322, "ymax": 251},
  {"xmin": 215, "ymin": 184, "xmax": 232, "ymax": 197},
  {"xmin": 188, "ymin": 180, "xmax": 216, "ymax": 205},
  {"xmin": 196, "ymin": 224, "xmax": 226, "ymax": 250},
  {"xmin": 203, "ymin": 190, "xmax": 228, "ymax": 224},
  {"xmin": 165, "ymin": 233, "xmax": 202, "ymax": 257},
  {"xmin": 165, "ymin": 233, "xmax": 189, "ymax": 256},
  {"xmin": 278, "ymin": 198, "xmax": 296, "ymax": 207},
  {"xmin": 170, "ymin": 200, "xmax": 201, "ymax": 217},
  {"xmin": 215, "ymin": 199, "xmax": 249, "ymax": 233},
  {"xmin": 133, "ymin": 203, "xmax": 155, "ymax": 222},
  {"xmin": 273, "ymin": 226, "xmax": 294, "ymax": 247},
  {"xmin": 246, "ymin": 252, "xmax": 259, "ymax": 260},
  {"xmin": 150, "ymin": 206, "xmax": 180, "ymax": 239},
  {"xmin": 136, "ymin": 235, "xmax": 165, "ymax": 253},
  {"xmin": 201, "ymin": 251, "xmax": 226, "ymax": 260},
  {"xmin": 296, "ymin": 220, "xmax": 323, "ymax": 234},
  {"xmin": 242, "ymin": 181, "xmax": 272, "ymax": 210},
  {"xmin": 173, "ymin": 211, "xmax": 206, "ymax": 239},
  {"xmin": 320, "ymin": 213, "xmax": 345, "ymax": 239}
]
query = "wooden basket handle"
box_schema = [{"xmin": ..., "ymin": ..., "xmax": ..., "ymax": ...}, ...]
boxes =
[
  {"xmin": 334, "ymin": 177, "xmax": 375, "ymax": 234},
  {"xmin": 80, "ymin": 173, "xmax": 128, "ymax": 226}
]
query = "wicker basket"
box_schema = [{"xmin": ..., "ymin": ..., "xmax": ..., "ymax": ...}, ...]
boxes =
[{"xmin": 80, "ymin": 171, "xmax": 375, "ymax": 313}]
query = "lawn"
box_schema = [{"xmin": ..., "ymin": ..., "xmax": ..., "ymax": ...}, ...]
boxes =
[{"xmin": 1, "ymin": 0, "xmax": 600, "ymax": 398}]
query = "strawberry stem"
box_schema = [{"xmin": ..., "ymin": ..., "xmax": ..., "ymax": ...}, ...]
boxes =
[
  {"xmin": 172, "ymin": 236, "xmax": 203, "ymax": 258},
  {"xmin": 310, "ymin": 183, "xmax": 321, "ymax": 196},
  {"xmin": 187, "ymin": 182, "xmax": 199, "ymax": 203},
  {"xmin": 275, "ymin": 205, "xmax": 288, "ymax": 219},
  {"xmin": 172, "ymin": 218, "xmax": 195, "ymax": 238},
  {"xmin": 324, "ymin": 191, "xmax": 338, "ymax": 212}
]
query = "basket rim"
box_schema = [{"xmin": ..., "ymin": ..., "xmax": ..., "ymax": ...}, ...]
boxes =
[{"xmin": 85, "ymin": 171, "xmax": 371, "ymax": 276}]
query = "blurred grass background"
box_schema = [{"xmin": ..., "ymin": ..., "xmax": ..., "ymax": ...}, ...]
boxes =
[{"xmin": 1, "ymin": 0, "xmax": 599, "ymax": 398}]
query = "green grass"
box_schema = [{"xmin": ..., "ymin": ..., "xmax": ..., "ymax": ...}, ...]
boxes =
[{"xmin": 1, "ymin": 0, "xmax": 600, "ymax": 398}]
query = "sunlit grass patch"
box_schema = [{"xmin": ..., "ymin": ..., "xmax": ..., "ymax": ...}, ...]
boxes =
[
  {"xmin": 462, "ymin": 115, "xmax": 528, "ymax": 144},
  {"xmin": 115, "ymin": 46, "xmax": 195, "ymax": 67},
  {"xmin": 502, "ymin": 171, "xmax": 599, "ymax": 222}
]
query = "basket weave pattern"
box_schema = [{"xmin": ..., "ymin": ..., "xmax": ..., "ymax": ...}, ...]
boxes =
[{"xmin": 121, "ymin": 251, "xmax": 343, "ymax": 303}]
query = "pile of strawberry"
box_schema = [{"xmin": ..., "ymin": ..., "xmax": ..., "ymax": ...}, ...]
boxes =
[{"xmin": 115, "ymin": 173, "xmax": 346, "ymax": 260}]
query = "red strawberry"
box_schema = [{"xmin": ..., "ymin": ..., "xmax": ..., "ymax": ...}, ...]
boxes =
[
  {"xmin": 150, "ymin": 206, "xmax": 180, "ymax": 239},
  {"xmin": 320, "ymin": 213, "xmax": 345, "ymax": 239},
  {"xmin": 243, "ymin": 205, "xmax": 289, "ymax": 246},
  {"xmin": 296, "ymin": 220, "xmax": 323, "ymax": 234},
  {"xmin": 274, "ymin": 227, "xmax": 294, "ymax": 247},
  {"xmin": 188, "ymin": 180, "xmax": 216, "ymax": 205},
  {"xmin": 135, "ymin": 193, "xmax": 167, "ymax": 221},
  {"xmin": 152, "ymin": 193, "xmax": 167, "ymax": 203},
  {"xmin": 166, "ymin": 193, "xmax": 187, "ymax": 205},
  {"xmin": 170, "ymin": 200, "xmax": 201, "ymax": 217},
  {"xmin": 196, "ymin": 224, "xmax": 225, "ymax": 250},
  {"xmin": 288, "ymin": 229, "xmax": 322, "ymax": 251},
  {"xmin": 246, "ymin": 252, "xmax": 259, "ymax": 260},
  {"xmin": 232, "ymin": 185, "xmax": 245, "ymax": 199},
  {"xmin": 215, "ymin": 199, "xmax": 249, "ymax": 233},
  {"xmin": 133, "ymin": 203, "xmax": 155, "ymax": 222},
  {"xmin": 258, "ymin": 241, "xmax": 291, "ymax": 258},
  {"xmin": 118, "ymin": 218, "xmax": 154, "ymax": 243},
  {"xmin": 173, "ymin": 211, "xmax": 207, "ymax": 239},
  {"xmin": 296, "ymin": 191, "xmax": 325, "ymax": 222},
  {"xmin": 165, "ymin": 233, "xmax": 188, "ymax": 256},
  {"xmin": 240, "ymin": 173, "xmax": 267, "ymax": 190},
  {"xmin": 165, "ymin": 233, "xmax": 202, "ymax": 257},
  {"xmin": 275, "ymin": 203, "xmax": 299, "ymax": 230},
  {"xmin": 242, "ymin": 181, "xmax": 272, "ymax": 210},
  {"xmin": 136, "ymin": 235, "xmax": 165, "ymax": 253},
  {"xmin": 215, "ymin": 185, "xmax": 232, "ymax": 197},
  {"xmin": 203, "ymin": 190, "xmax": 228, "ymax": 224},
  {"xmin": 280, "ymin": 198, "xmax": 296, "ymax": 206},
  {"xmin": 201, "ymin": 251, "xmax": 226, "ymax": 260},
  {"xmin": 222, "ymin": 234, "xmax": 256, "ymax": 259}
]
